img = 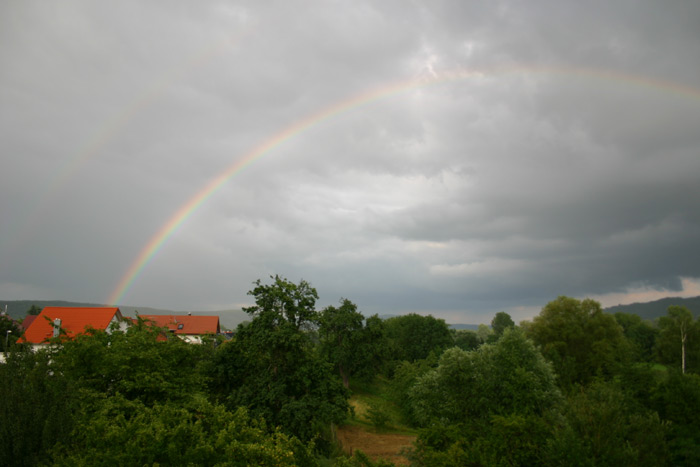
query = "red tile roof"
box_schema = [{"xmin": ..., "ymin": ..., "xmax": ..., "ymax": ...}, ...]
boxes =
[
  {"xmin": 21, "ymin": 315, "xmax": 37, "ymax": 330},
  {"xmin": 138, "ymin": 315, "xmax": 220, "ymax": 335},
  {"xmin": 19, "ymin": 307, "xmax": 122, "ymax": 344}
]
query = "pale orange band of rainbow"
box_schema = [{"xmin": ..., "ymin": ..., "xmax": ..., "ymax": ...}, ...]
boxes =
[{"xmin": 105, "ymin": 66, "xmax": 700, "ymax": 306}]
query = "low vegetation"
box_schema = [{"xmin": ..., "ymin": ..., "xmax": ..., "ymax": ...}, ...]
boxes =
[{"xmin": 2, "ymin": 276, "xmax": 700, "ymax": 466}]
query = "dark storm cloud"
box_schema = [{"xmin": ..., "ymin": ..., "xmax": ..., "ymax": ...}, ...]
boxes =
[{"xmin": 2, "ymin": 0, "xmax": 700, "ymax": 323}]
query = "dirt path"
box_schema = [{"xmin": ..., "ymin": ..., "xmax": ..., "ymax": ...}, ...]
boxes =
[{"xmin": 336, "ymin": 425, "xmax": 416, "ymax": 466}]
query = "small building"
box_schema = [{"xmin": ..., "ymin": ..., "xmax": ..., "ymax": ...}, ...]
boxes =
[
  {"xmin": 20, "ymin": 314, "xmax": 37, "ymax": 331},
  {"xmin": 18, "ymin": 307, "xmax": 126, "ymax": 349},
  {"xmin": 137, "ymin": 314, "xmax": 220, "ymax": 343}
]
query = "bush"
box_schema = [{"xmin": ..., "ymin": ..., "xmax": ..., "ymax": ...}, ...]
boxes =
[{"xmin": 366, "ymin": 402, "xmax": 390, "ymax": 431}]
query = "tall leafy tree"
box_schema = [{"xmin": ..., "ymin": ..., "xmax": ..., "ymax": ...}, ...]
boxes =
[
  {"xmin": 0, "ymin": 348, "xmax": 78, "ymax": 467},
  {"xmin": 409, "ymin": 328, "xmax": 561, "ymax": 465},
  {"xmin": 319, "ymin": 299, "xmax": 365, "ymax": 388},
  {"xmin": 26, "ymin": 305, "xmax": 42, "ymax": 316},
  {"xmin": 614, "ymin": 312, "xmax": 658, "ymax": 362},
  {"xmin": 652, "ymin": 371, "xmax": 700, "ymax": 465},
  {"xmin": 384, "ymin": 313, "xmax": 453, "ymax": 362},
  {"xmin": 656, "ymin": 305, "xmax": 696, "ymax": 373},
  {"xmin": 452, "ymin": 329, "xmax": 481, "ymax": 351},
  {"xmin": 243, "ymin": 275, "xmax": 319, "ymax": 331},
  {"xmin": 546, "ymin": 380, "xmax": 668, "ymax": 467},
  {"xmin": 491, "ymin": 311, "xmax": 515, "ymax": 338},
  {"xmin": 319, "ymin": 299, "xmax": 387, "ymax": 387},
  {"xmin": 0, "ymin": 314, "xmax": 20, "ymax": 352},
  {"xmin": 410, "ymin": 327, "xmax": 560, "ymax": 425},
  {"xmin": 523, "ymin": 296, "xmax": 631, "ymax": 388},
  {"xmin": 211, "ymin": 276, "xmax": 349, "ymax": 442}
]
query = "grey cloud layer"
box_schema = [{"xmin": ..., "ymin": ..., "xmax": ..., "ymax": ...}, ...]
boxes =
[{"xmin": 1, "ymin": 0, "xmax": 699, "ymax": 322}]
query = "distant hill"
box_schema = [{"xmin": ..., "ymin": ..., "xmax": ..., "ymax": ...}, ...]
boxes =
[
  {"xmin": 0, "ymin": 300, "xmax": 249, "ymax": 331},
  {"xmin": 605, "ymin": 296, "xmax": 700, "ymax": 321},
  {"xmin": 0, "ymin": 300, "xmax": 106, "ymax": 320}
]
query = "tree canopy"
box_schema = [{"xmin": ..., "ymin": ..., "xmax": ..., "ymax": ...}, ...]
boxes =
[
  {"xmin": 319, "ymin": 299, "xmax": 387, "ymax": 387},
  {"xmin": 211, "ymin": 276, "xmax": 349, "ymax": 443},
  {"xmin": 409, "ymin": 328, "xmax": 561, "ymax": 466},
  {"xmin": 0, "ymin": 314, "xmax": 21, "ymax": 352},
  {"xmin": 384, "ymin": 313, "xmax": 453, "ymax": 363},
  {"xmin": 491, "ymin": 311, "xmax": 515, "ymax": 338},
  {"xmin": 2, "ymin": 279, "xmax": 699, "ymax": 465},
  {"xmin": 655, "ymin": 305, "xmax": 697, "ymax": 374},
  {"xmin": 410, "ymin": 327, "xmax": 560, "ymax": 426},
  {"xmin": 523, "ymin": 296, "xmax": 630, "ymax": 387}
]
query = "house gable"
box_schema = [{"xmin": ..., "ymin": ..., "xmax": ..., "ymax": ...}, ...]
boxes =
[
  {"xmin": 137, "ymin": 314, "xmax": 220, "ymax": 342},
  {"xmin": 19, "ymin": 307, "xmax": 123, "ymax": 344}
]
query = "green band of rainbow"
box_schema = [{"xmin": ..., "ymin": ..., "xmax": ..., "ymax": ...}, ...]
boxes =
[{"xmin": 106, "ymin": 66, "xmax": 700, "ymax": 306}]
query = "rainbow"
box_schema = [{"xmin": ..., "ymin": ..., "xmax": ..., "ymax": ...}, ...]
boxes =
[{"xmin": 105, "ymin": 66, "xmax": 700, "ymax": 305}]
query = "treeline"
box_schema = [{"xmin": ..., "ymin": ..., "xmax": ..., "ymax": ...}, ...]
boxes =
[{"xmin": 1, "ymin": 276, "xmax": 699, "ymax": 466}]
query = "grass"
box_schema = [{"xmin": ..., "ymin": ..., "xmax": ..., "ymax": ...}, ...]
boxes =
[{"xmin": 343, "ymin": 376, "xmax": 418, "ymax": 435}]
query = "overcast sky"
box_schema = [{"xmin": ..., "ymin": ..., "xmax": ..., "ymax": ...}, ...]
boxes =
[{"xmin": 2, "ymin": 0, "xmax": 700, "ymax": 324}]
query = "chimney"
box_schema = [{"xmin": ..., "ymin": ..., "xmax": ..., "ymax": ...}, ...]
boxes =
[{"xmin": 52, "ymin": 318, "xmax": 62, "ymax": 338}]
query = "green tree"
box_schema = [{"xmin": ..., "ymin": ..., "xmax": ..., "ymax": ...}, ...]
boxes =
[
  {"xmin": 384, "ymin": 313, "xmax": 453, "ymax": 363},
  {"xmin": 0, "ymin": 348, "xmax": 78, "ymax": 467},
  {"xmin": 211, "ymin": 276, "xmax": 349, "ymax": 443},
  {"xmin": 452, "ymin": 329, "xmax": 480, "ymax": 351},
  {"xmin": 243, "ymin": 274, "xmax": 319, "ymax": 330},
  {"xmin": 361, "ymin": 313, "xmax": 390, "ymax": 378},
  {"xmin": 614, "ymin": 312, "xmax": 658, "ymax": 362},
  {"xmin": 652, "ymin": 371, "xmax": 700, "ymax": 465},
  {"xmin": 410, "ymin": 327, "xmax": 560, "ymax": 425},
  {"xmin": 53, "ymin": 318, "xmax": 210, "ymax": 406},
  {"xmin": 26, "ymin": 304, "xmax": 42, "ymax": 316},
  {"xmin": 655, "ymin": 305, "xmax": 696, "ymax": 373},
  {"xmin": 390, "ymin": 353, "xmax": 440, "ymax": 426},
  {"xmin": 409, "ymin": 328, "xmax": 561, "ymax": 465},
  {"xmin": 0, "ymin": 314, "xmax": 21, "ymax": 353},
  {"xmin": 546, "ymin": 380, "xmax": 668, "ymax": 467},
  {"xmin": 523, "ymin": 296, "xmax": 631, "ymax": 388},
  {"xmin": 476, "ymin": 323, "xmax": 493, "ymax": 344},
  {"xmin": 319, "ymin": 299, "xmax": 387, "ymax": 387},
  {"xmin": 49, "ymin": 397, "xmax": 313, "ymax": 466},
  {"xmin": 491, "ymin": 311, "xmax": 515, "ymax": 338}
]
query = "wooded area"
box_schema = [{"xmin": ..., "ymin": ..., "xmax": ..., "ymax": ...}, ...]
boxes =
[{"xmin": 1, "ymin": 276, "xmax": 699, "ymax": 466}]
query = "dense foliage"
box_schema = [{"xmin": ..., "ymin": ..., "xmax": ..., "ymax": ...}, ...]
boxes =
[
  {"xmin": 0, "ymin": 313, "xmax": 21, "ymax": 352},
  {"xmin": 2, "ymin": 285, "xmax": 699, "ymax": 466},
  {"xmin": 210, "ymin": 276, "xmax": 349, "ymax": 444},
  {"xmin": 408, "ymin": 328, "xmax": 561, "ymax": 465},
  {"xmin": 522, "ymin": 296, "xmax": 631, "ymax": 388},
  {"xmin": 319, "ymin": 299, "xmax": 387, "ymax": 387},
  {"xmin": 384, "ymin": 313, "xmax": 453, "ymax": 363}
]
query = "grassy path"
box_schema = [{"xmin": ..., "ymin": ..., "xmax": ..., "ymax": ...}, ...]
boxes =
[
  {"xmin": 336, "ymin": 378, "xmax": 417, "ymax": 465},
  {"xmin": 336, "ymin": 425, "xmax": 415, "ymax": 466}
]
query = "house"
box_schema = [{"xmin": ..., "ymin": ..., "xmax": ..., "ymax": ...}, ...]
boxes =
[
  {"xmin": 21, "ymin": 314, "xmax": 37, "ymax": 331},
  {"xmin": 137, "ymin": 314, "xmax": 220, "ymax": 343},
  {"xmin": 18, "ymin": 306, "xmax": 126, "ymax": 349}
]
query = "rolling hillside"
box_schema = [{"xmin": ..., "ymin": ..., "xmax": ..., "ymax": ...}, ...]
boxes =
[{"xmin": 605, "ymin": 295, "xmax": 700, "ymax": 321}]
